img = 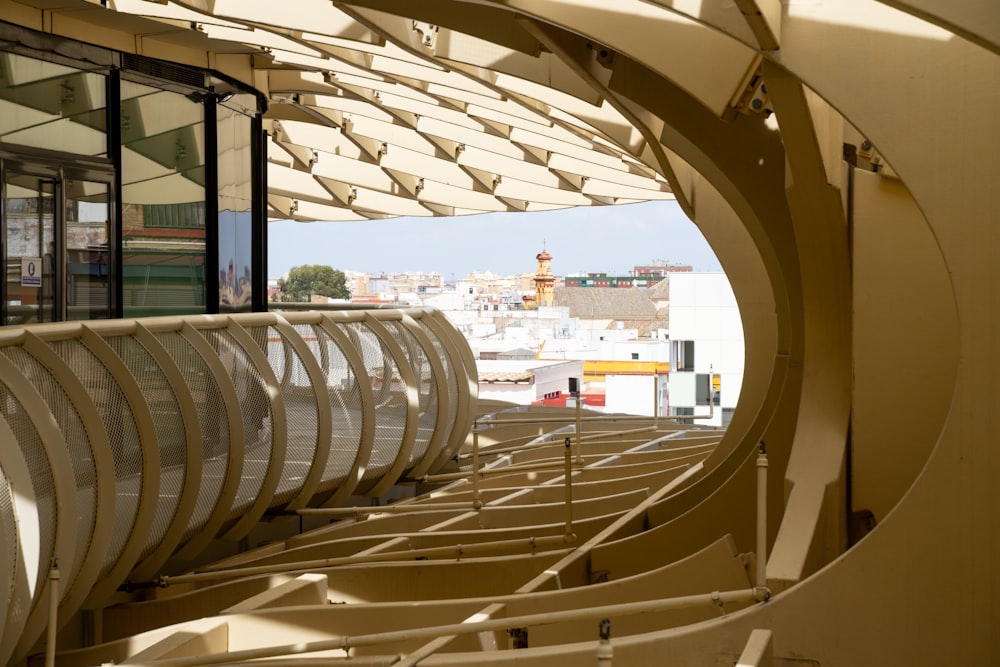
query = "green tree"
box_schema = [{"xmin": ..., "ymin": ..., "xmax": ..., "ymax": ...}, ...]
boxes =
[{"xmin": 278, "ymin": 264, "xmax": 350, "ymax": 302}]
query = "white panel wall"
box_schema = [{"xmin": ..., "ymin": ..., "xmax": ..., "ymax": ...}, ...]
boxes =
[
  {"xmin": 605, "ymin": 374, "xmax": 666, "ymax": 416},
  {"xmin": 667, "ymin": 372, "xmax": 697, "ymax": 408},
  {"xmin": 476, "ymin": 383, "xmax": 537, "ymax": 404},
  {"xmin": 669, "ymin": 272, "xmax": 740, "ymax": 343}
]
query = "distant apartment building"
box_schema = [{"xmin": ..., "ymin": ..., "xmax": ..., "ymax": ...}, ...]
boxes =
[
  {"xmin": 563, "ymin": 262, "xmax": 693, "ymax": 288},
  {"xmin": 459, "ymin": 271, "xmax": 539, "ymax": 299},
  {"xmin": 388, "ymin": 272, "xmax": 443, "ymax": 294},
  {"xmin": 347, "ymin": 272, "xmax": 389, "ymax": 299},
  {"xmin": 564, "ymin": 273, "xmax": 653, "ymax": 288},
  {"xmin": 348, "ymin": 271, "xmax": 441, "ymax": 301},
  {"xmin": 477, "ymin": 359, "xmax": 584, "ymax": 406},
  {"xmin": 633, "ymin": 261, "xmax": 694, "ymax": 278},
  {"xmin": 564, "ymin": 261, "xmax": 692, "ymax": 288},
  {"xmin": 665, "ymin": 272, "xmax": 742, "ymax": 427},
  {"xmin": 515, "ymin": 273, "xmax": 536, "ymax": 292}
]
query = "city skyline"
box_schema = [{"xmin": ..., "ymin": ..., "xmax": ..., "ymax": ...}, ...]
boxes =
[{"xmin": 267, "ymin": 199, "xmax": 723, "ymax": 280}]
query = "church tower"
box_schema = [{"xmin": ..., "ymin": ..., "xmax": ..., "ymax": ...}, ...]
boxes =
[{"xmin": 534, "ymin": 248, "xmax": 555, "ymax": 308}]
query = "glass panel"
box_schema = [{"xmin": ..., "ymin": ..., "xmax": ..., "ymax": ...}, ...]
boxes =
[
  {"xmin": 65, "ymin": 179, "xmax": 111, "ymax": 320},
  {"xmin": 121, "ymin": 80, "xmax": 206, "ymax": 317},
  {"xmin": 0, "ymin": 52, "xmax": 107, "ymax": 156},
  {"xmin": 695, "ymin": 373, "xmax": 711, "ymax": 406},
  {"xmin": 217, "ymin": 97, "xmax": 254, "ymax": 313},
  {"xmin": 5, "ymin": 172, "xmax": 55, "ymax": 324}
]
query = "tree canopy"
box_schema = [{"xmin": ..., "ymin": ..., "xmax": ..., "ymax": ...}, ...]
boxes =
[{"xmin": 277, "ymin": 264, "xmax": 350, "ymax": 302}]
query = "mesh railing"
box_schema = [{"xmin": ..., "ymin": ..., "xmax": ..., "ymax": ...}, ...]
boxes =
[
  {"xmin": 151, "ymin": 328, "xmax": 232, "ymax": 550},
  {"xmin": 0, "ymin": 307, "xmax": 475, "ymax": 665}
]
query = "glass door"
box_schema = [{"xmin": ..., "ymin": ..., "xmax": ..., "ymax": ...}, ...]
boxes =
[
  {"xmin": 4, "ymin": 170, "xmax": 56, "ymax": 324},
  {"xmin": 3, "ymin": 164, "xmax": 114, "ymax": 324},
  {"xmin": 65, "ymin": 178, "xmax": 111, "ymax": 320}
]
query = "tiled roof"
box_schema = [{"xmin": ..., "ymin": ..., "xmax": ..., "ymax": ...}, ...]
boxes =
[
  {"xmin": 649, "ymin": 277, "xmax": 671, "ymax": 299},
  {"xmin": 479, "ymin": 371, "xmax": 534, "ymax": 383},
  {"xmin": 554, "ymin": 287, "xmax": 667, "ymax": 321}
]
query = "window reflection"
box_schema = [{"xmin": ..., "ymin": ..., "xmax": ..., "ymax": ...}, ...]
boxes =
[
  {"xmin": 217, "ymin": 95, "xmax": 255, "ymax": 313},
  {"xmin": 0, "ymin": 53, "xmax": 107, "ymax": 156},
  {"xmin": 121, "ymin": 80, "xmax": 206, "ymax": 317}
]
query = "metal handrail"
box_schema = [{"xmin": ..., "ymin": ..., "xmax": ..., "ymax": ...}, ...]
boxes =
[{"xmin": 117, "ymin": 588, "xmax": 763, "ymax": 667}]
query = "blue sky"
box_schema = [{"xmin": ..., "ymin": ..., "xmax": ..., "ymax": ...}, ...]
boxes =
[{"xmin": 267, "ymin": 199, "xmax": 722, "ymax": 279}]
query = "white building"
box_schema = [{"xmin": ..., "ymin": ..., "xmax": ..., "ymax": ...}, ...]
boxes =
[
  {"xmin": 666, "ymin": 272, "xmax": 743, "ymax": 426},
  {"xmin": 477, "ymin": 359, "xmax": 583, "ymax": 405}
]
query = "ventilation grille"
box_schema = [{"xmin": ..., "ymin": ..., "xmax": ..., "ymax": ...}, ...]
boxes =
[{"xmin": 122, "ymin": 53, "xmax": 205, "ymax": 89}]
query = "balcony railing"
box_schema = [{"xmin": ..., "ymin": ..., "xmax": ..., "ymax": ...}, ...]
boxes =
[{"xmin": 0, "ymin": 307, "xmax": 476, "ymax": 665}]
